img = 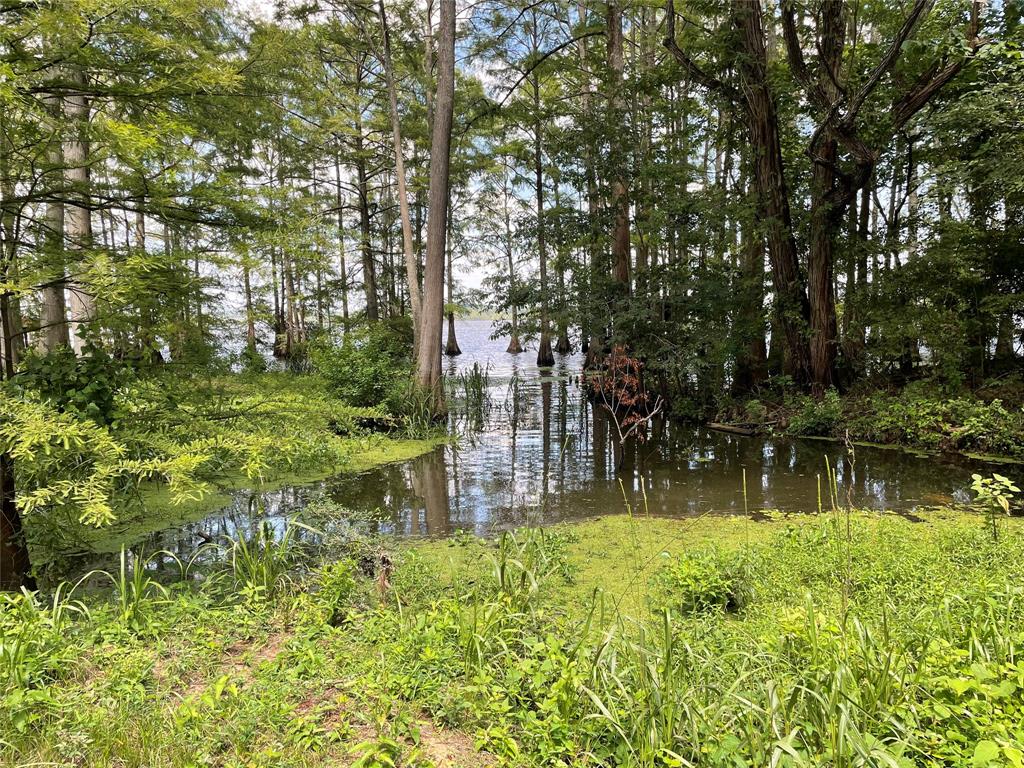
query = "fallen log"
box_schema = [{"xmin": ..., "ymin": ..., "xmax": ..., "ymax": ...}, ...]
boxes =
[{"xmin": 707, "ymin": 422, "xmax": 757, "ymax": 437}]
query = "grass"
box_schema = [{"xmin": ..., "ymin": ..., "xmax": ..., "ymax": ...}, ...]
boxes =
[{"xmin": 4, "ymin": 505, "xmax": 1024, "ymax": 767}]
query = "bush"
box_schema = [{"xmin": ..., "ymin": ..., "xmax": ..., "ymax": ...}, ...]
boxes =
[
  {"xmin": 787, "ymin": 388, "xmax": 843, "ymax": 436},
  {"xmin": 845, "ymin": 383, "xmax": 1024, "ymax": 457},
  {"xmin": 15, "ymin": 342, "xmax": 132, "ymax": 426},
  {"xmin": 311, "ymin": 319, "xmax": 413, "ymax": 413},
  {"xmin": 651, "ymin": 546, "xmax": 755, "ymax": 614},
  {"xmin": 238, "ymin": 344, "xmax": 268, "ymax": 374}
]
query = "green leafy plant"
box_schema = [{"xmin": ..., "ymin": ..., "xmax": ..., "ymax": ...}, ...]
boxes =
[
  {"xmin": 971, "ymin": 473, "xmax": 1020, "ymax": 541},
  {"xmin": 311, "ymin": 320, "xmax": 413, "ymax": 412},
  {"xmin": 225, "ymin": 518, "xmax": 321, "ymax": 598},
  {"xmin": 650, "ymin": 546, "xmax": 755, "ymax": 615}
]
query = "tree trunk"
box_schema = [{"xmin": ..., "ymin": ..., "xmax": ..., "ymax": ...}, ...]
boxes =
[
  {"xmin": 532, "ymin": 69, "xmax": 554, "ymax": 367},
  {"xmin": 733, "ymin": 198, "xmax": 768, "ymax": 394},
  {"xmin": 553, "ymin": 183, "xmax": 571, "ymax": 355},
  {"xmin": 243, "ymin": 261, "xmax": 257, "ymax": 352},
  {"xmin": 577, "ymin": 1, "xmax": 603, "ymax": 361},
  {"xmin": 63, "ymin": 67, "xmax": 96, "ymax": 353},
  {"xmin": 354, "ymin": 62, "xmax": 379, "ymax": 322},
  {"xmin": 0, "ymin": 290, "xmax": 33, "ymax": 589},
  {"xmin": 807, "ymin": 133, "xmax": 839, "ymax": 392},
  {"xmin": 0, "ymin": 449, "xmax": 32, "ymax": 591},
  {"xmin": 842, "ymin": 179, "xmax": 870, "ymax": 377},
  {"xmin": 534, "ymin": 107, "xmax": 554, "ymax": 368},
  {"xmin": 732, "ymin": 0, "xmax": 812, "ymax": 386},
  {"xmin": 444, "ymin": 214, "xmax": 460, "ymax": 356},
  {"xmin": 334, "ymin": 151, "xmax": 350, "ymax": 326},
  {"xmin": 413, "ymin": 0, "xmax": 455, "ymax": 411},
  {"xmin": 379, "ymin": 0, "xmax": 421, "ymax": 346},
  {"xmin": 0, "ymin": 133, "xmax": 25, "ymax": 364},
  {"xmin": 607, "ymin": 1, "xmax": 631, "ymax": 292},
  {"xmin": 36, "ymin": 95, "xmax": 70, "ymax": 352},
  {"xmin": 503, "ymin": 162, "xmax": 522, "ymax": 354}
]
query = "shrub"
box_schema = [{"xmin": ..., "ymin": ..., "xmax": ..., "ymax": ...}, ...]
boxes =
[
  {"xmin": 15, "ymin": 342, "xmax": 132, "ymax": 426},
  {"xmin": 651, "ymin": 546, "xmax": 755, "ymax": 614},
  {"xmin": 311, "ymin": 319, "xmax": 413, "ymax": 413},
  {"xmin": 239, "ymin": 344, "xmax": 268, "ymax": 374},
  {"xmin": 787, "ymin": 388, "xmax": 843, "ymax": 436}
]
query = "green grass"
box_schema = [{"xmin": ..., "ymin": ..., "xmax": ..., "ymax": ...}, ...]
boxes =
[{"xmin": 5, "ymin": 507, "xmax": 1024, "ymax": 766}]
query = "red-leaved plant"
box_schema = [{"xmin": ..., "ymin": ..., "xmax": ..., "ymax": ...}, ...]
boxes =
[{"xmin": 585, "ymin": 346, "xmax": 663, "ymax": 445}]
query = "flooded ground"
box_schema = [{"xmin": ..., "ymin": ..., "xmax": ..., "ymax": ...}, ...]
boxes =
[{"xmin": 114, "ymin": 320, "xmax": 1021, "ymax": 560}]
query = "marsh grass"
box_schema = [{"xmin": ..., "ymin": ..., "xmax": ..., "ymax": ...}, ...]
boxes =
[
  {"xmin": 224, "ymin": 518, "xmax": 322, "ymax": 598},
  {"xmin": 4, "ymin": 509, "xmax": 1024, "ymax": 766}
]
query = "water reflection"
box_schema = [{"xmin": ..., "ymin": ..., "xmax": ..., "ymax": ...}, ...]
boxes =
[{"xmin": 121, "ymin": 320, "xmax": 1020, "ymax": 556}]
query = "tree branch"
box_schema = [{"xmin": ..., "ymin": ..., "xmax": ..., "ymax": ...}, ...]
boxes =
[
  {"xmin": 843, "ymin": 0, "xmax": 933, "ymax": 128},
  {"xmin": 662, "ymin": 0, "xmax": 737, "ymax": 102}
]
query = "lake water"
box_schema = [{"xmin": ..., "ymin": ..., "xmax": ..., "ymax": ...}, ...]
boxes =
[{"xmin": 116, "ymin": 319, "xmax": 1020, "ymax": 559}]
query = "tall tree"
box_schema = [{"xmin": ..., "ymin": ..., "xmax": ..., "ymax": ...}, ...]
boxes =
[{"xmin": 414, "ymin": 0, "xmax": 456, "ymax": 407}]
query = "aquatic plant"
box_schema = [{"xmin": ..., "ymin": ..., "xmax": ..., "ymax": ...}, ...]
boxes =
[{"xmin": 224, "ymin": 518, "xmax": 321, "ymax": 599}]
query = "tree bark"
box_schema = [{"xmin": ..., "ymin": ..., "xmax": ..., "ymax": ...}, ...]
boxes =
[
  {"xmin": 0, "ymin": 130, "xmax": 25, "ymax": 364},
  {"xmin": 334, "ymin": 151, "xmax": 350, "ymax": 325},
  {"xmin": 379, "ymin": 0, "xmax": 421, "ymax": 344},
  {"xmin": 414, "ymin": 0, "xmax": 455, "ymax": 410},
  {"xmin": 552, "ymin": 183, "xmax": 571, "ymax": 354},
  {"xmin": 808, "ymin": 133, "xmax": 839, "ymax": 392},
  {"xmin": 63, "ymin": 67, "xmax": 96, "ymax": 353},
  {"xmin": 502, "ymin": 160, "xmax": 522, "ymax": 354},
  {"xmin": 533, "ymin": 83, "xmax": 554, "ymax": 368},
  {"xmin": 444, "ymin": 213, "xmax": 460, "ymax": 356},
  {"xmin": 733, "ymin": 190, "xmax": 769, "ymax": 394},
  {"xmin": 607, "ymin": 1, "xmax": 630, "ymax": 292},
  {"xmin": 731, "ymin": 0, "xmax": 813, "ymax": 386},
  {"xmin": 0, "ymin": 292, "xmax": 32, "ymax": 589},
  {"xmin": 577, "ymin": 1, "xmax": 603, "ymax": 362},
  {"xmin": 354, "ymin": 61, "xmax": 379, "ymax": 322}
]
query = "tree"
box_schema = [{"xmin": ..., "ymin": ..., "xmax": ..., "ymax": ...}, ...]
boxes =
[{"xmin": 414, "ymin": 0, "xmax": 456, "ymax": 409}]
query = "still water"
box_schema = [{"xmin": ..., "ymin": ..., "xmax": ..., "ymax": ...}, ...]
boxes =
[{"xmin": 127, "ymin": 320, "xmax": 1019, "ymax": 557}]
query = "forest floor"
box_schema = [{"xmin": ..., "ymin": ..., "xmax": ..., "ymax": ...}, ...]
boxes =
[
  {"xmin": 715, "ymin": 378, "xmax": 1024, "ymax": 462},
  {"xmin": 4, "ymin": 508, "xmax": 1024, "ymax": 767}
]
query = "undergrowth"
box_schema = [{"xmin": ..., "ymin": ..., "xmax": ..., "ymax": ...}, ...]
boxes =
[
  {"xmin": 2, "ymin": 511, "xmax": 1024, "ymax": 767},
  {"xmin": 724, "ymin": 380, "xmax": 1024, "ymax": 459}
]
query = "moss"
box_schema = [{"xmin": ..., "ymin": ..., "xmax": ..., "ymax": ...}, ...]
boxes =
[{"xmin": 406, "ymin": 509, "xmax": 1024, "ymax": 619}]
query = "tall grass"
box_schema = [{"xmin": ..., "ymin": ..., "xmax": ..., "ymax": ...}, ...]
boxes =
[{"xmin": 224, "ymin": 518, "xmax": 321, "ymax": 597}]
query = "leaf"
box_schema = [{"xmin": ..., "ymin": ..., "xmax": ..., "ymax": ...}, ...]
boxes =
[{"xmin": 974, "ymin": 740, "xmax": 1000, "ymax": 767}]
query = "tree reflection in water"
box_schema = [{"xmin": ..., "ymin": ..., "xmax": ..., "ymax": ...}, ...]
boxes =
[{"xmin": 89, "ymin": 320, "xmax": 1020, "ymax": 565}]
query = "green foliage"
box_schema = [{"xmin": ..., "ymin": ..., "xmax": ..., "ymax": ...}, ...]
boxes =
[
  {"xmin": 972, "ymin": 473, "xmax": 1020, "ymax": 541},
  {"xmin": 1, "ymin": 372, "xmax": 402, "ymax": 542},
  {"xmin": 4, "ymin": 512, "xmax": 1024, "ymax": 766},
  {"xmin": 311, "ymin": 319, "xmax": 414, "ymax": 414},
  {"xmin": 850, "ymin": 386, "xmax": 1024, "ymax": 457},
  {"xmin": 226, "ymin": 519, "xmax": 320, "ymax": 599},
  {"xmin": 14, "ymin": 343, "xmax": 133, "ymax": 426},
  {"xmin": 787, "ymin": 388, "xmax": 844, "ymax": 436},
  {"xmin": 650, "ymin": 546, "xmax": 755, "ymax": 614},
  {"xmin": 731, "ymin": 381, "xmax": 1024, "ymax": 459},
  {"xmin": 0, "ymin": 585, "xmax": 85, "ymax": 735},
  {"xmin": 239, "ymin": 344, "xmax": 269, "ymax": 375},
  {"xmin": 101, "ymin": 547, "xmax": 174, "ymax": 631}
]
